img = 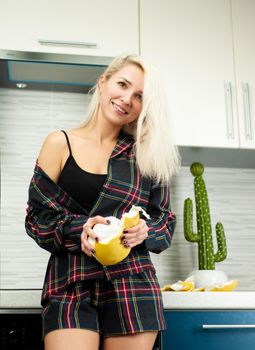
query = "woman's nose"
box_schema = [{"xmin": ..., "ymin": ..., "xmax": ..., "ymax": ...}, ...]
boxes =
[{"xmin": 121, "ymin": 92, "xmax": 132, "ymax": 105}]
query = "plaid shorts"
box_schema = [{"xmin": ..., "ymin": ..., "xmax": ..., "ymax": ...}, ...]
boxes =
[{"xmin": 41, "ymin": 270, "xmax": 166, "ymax": 338}]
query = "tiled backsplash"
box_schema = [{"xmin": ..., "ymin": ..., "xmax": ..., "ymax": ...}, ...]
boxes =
[{"xmin": 1, "ymin": 88, "xmax": 255, "ymax": 291}]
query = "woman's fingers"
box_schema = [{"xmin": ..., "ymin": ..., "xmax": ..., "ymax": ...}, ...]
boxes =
[
  {"xmin": 81, "ymin": 215, "xmax": 108, "ymax": 241},
  {"xmin": 122, "ymin": 228, "xmax": 148, "ymax": 241},
  {"xmin": 81, "ymin": 215, "xmax": 110, "ymax": 256},
  {"xmin": 81, "ymin": 241, "xmax": 93, "ymax": 257},
  {"xmin": 81, "ymin": 225, "xmax": 93, "ymax": 256},
  {"xmin": 121, "ymin": 219, "xmax": 149, "ymax": 248},
  {"xmin": 81, "ymin": 231, "xmax": 95, "ymax": 257},
  {"xmin": 124, "ymin": 219, "xmax": 148, "ymax": 233},
  {"xmin": 83, "ymin": 225, "xmax": 99, "ymax": 242},
  {"xmin": 89, "ymin": 215, "xmax": 110, "ymax": 226}
]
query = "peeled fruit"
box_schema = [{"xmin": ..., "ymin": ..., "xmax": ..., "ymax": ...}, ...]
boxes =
[
  {"xmin": 88, "ymin": 206, "xmax": 150, "ymax": 266},
  {"xmin": 204, "ymin": 280, "xmax": 238, "ymax": 292}
]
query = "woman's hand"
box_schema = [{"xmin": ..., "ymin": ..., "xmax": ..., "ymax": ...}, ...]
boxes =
[
  {"xmin": 81, "ymin": 216, "xmax": 110, "ymax": 257},
  {"xmin": 121, "ymin": 219, "xmax": 149, "ymax": 248}
]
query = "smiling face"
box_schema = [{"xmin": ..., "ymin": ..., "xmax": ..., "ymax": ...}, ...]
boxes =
[{"xmin": 98, "ymin": 63, "xmax": 144, "ymax": 128}]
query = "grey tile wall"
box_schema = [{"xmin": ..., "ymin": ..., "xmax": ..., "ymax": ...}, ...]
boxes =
[{"xmin": 1, "ymin": 88, "xmax": 255, "ymax": 291}]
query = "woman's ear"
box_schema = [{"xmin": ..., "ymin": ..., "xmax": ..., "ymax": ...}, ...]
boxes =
[{"xmin": 98, "ymin": 74, "xmax": 106, "ymax": 94}]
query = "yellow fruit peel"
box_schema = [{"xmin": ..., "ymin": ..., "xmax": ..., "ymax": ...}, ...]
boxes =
[
  {"xmin": 94, "ymin": 233, "xmax": 131, "ymax": 266},
  {"xmin": 123, "ymin": 212, "xmax": 140, "ymax": 229},
  {"xmin": 161, "ymin": 278, "xmax": 238, "ymax": 292},
  {"xmin": 204, "ymin": 280, "xmax": 238, "ymax": 292},
  {"xmin": 161, "ymin": 277, "xmax": 195, "ymax": 292}
]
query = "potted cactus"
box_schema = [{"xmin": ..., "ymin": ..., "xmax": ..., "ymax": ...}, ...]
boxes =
[{"xmin": 184, "ymin": 162, "xmax": 228, "ymax": 288}]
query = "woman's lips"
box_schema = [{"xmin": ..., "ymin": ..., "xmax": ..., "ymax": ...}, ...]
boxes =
[{"xmin": 112, "ymin": 102, "xmax": 128, "ymax": 115}]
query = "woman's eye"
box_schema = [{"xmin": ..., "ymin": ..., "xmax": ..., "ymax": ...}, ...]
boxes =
[
  {"xmin": 118, "ymin": 81, "xmax": 126, "ymax": 87},
  {"xmin": 136, "ymin": 94, "xmax": 143, "ymax": 101}
]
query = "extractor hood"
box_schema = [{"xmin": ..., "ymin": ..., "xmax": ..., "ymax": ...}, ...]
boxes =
[{"xmin": 0, "ymin": 50, "xmax": 113, "ymax": 93}]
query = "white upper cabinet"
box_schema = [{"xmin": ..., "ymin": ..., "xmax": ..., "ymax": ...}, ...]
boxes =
[
  {"xmin": 140, "ymin": 0, "xmax": 239, "ymax": 148},
  {"xmin": 232, "ymin": 0, "xmax": 255, "ymax": 149},
  {"xmin": 0, "ymin": 0, "xmax": 139, "ymax": 57}
]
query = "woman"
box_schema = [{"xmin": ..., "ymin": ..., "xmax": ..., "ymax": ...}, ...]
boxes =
[{"xmin": 25, "ymin": 54, "xmax": 180, "ymax": 350}]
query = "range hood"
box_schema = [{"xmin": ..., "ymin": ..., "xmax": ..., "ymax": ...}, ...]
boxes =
[{"xmin": 0, "ymin": 50, "xmax": 113, "ymax": 93}]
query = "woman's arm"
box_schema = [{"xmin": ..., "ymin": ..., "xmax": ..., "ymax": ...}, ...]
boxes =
[
  {"xmin": 145, "ymin": 180, "xmax": 176, "ymax": 253},
  {"xmin": 25, "ymin": 131, "xmax": 87, "ymax": 254}
]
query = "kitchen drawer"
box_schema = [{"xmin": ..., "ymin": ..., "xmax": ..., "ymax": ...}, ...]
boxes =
[
  {"xmin": 0, "ymin": 310, "xmax": 43, "ymax": 350},
  {"xmin": 162, "ymin": 310, "xmax": 255, "ymax": 350}
]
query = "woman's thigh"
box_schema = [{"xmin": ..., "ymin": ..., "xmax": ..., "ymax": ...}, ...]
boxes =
[
  {"xmin": 101, "ymin": 331, "xmax": 158, "ymax": 350},
  {"xmin": 44, "ymin": 328, "xmax": 100, "ymax": 350}
]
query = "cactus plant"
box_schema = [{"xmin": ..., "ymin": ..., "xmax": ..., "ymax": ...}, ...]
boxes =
[{"xmin": 184, "ymin": 162, "xmax": 227, "ymax": 270}]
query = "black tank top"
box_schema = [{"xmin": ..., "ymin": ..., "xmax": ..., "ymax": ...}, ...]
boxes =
[{"xmin": 57, "ymin": 130, "xmax": 107, "ymax": 213}]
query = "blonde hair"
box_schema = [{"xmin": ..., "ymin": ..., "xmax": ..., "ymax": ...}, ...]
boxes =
[{"xmin": 79, "ymin": 53, "xmax": 180, "ymax": 183}]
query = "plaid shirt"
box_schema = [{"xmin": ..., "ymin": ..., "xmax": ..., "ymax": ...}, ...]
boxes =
[{"xmin": 25, "ymin": 132, "xmax": 176, "ymax": 302}]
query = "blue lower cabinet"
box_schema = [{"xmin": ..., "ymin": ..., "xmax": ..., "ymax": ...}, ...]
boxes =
[{"xmin": 162, "ymin": 310, "xmax": 255, "ymax": 350}]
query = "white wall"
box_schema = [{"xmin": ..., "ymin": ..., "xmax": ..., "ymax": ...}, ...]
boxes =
[{"xmin": 1, "ymin": 88, "xmax": 255, "ymax": 291}]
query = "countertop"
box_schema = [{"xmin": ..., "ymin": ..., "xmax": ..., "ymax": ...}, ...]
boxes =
[{"xmin": 1, "ymin": 290, "xmax": 255, "ymax": 310}]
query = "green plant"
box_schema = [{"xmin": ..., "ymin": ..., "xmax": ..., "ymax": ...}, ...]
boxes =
[{"xmin": 184, "ymin": 162, "xmax": 227, "ymax": 270}]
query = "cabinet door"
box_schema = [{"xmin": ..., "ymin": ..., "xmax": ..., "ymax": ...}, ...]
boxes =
[
  {"xmin": 140, "ymin": 0, "xmax": 239, "ymax": 148},
  {"xmin": 232, "ymin": 0, "xmax": 255, "ymax": 149},
  {"xmin": 0, "ymin": 0, "xmax": 138, "ymax": 57},
  {"xmin": 163, "ymin": 310, "xmax": 255, "ymax": 350}
]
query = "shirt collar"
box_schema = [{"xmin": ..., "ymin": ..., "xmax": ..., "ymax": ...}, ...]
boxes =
[{"xmin": 110, "ymin": 131, "xmax": 134, "ymax": 158}]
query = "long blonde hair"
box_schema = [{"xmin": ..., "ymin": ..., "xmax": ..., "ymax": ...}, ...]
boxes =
[{"xmin": 79, "ymin": 53, "xmax": 180, "ymax": 183}]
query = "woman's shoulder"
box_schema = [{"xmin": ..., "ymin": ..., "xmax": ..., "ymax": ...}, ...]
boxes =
[
  {"xmin": 37, "ymin": 130, "xmax": 68, "ymax": 183},
  {"xmin": 43, "ymin": 129, "xmax": 67, "ymax": 146},
  {"xmin": 39, "ymin": 129, "xmax": 72, "ymax": 162}
]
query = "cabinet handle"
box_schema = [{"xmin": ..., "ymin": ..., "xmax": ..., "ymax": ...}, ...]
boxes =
[
  {"xmin": 38, "ymin": 39, "xmax": 98, "ymax": 49},
  {"xmin": 203, "ymin": 324, "xmax": 255, "ymax": 329},
  {"xmin": 242, "ymin": 82, "xmax": 253, "ymax": 141},
  {"xmin": 225, "ymin": 82, "xmax": 235, "ymax": 140}
]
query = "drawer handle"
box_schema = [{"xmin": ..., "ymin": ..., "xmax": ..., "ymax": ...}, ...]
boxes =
[
  {"xmin": 203, "ymin": 324, "xmax": 255, "ymax": 329},
  {"xmin": 242, "ymin": 82, "xmax": 253, "ymax": 141},
  {"xmin": 224, "ymin": 81, "xmax": 235, "ymax": 140},
  {"xmin": 38, "ymin": 39, "xmax": 98, "ymax": 49}
]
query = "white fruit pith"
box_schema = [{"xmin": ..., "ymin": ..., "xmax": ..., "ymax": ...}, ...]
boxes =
[{"xmin": 90, "ymin": 217, "xmax": 122, "ymax": 244}]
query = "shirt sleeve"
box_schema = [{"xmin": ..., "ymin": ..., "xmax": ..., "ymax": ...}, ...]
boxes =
[
  {"xmin": 144, "ymin": 180, "xmax": 176, "ymax": 253},
  {"xmin": 25, "ymin": 175, "xmax": 88, "ymax": 254}
]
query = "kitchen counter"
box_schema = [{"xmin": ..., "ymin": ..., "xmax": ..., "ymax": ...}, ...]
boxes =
[
  {"xmin": 1, "ymin": 290, "xmax": 255, "ymax": 310},
  {"xmin": 0, "ymin": 290, "xmax": 42, "ymax": 310}
]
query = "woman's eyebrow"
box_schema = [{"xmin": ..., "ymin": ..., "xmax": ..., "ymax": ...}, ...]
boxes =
[
  {"xmin": 119, "ymin": 77, "xmax": 143, "ymax": 94},
  {"xmin": 119, "ymin": 77, "xmax": 132, "ymax": 85}
]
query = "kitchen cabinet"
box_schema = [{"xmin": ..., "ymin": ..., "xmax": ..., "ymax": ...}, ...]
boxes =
[
  {"xmin": 140, "ymin": 0, "xmax": 237, "ymax": 148},
  {"xmin": 0, "ymin": 0, "xmax": 139, "ymax": 57},
  {"xmin": 162, "ymin": 310, "xmax": 255, "ymax": 350},
  {"xmin": 232, "ymin": 0, "xmax": 255, "ymax": 148},
  {"xmin": 140, "ymin": 0, "xmax": 255, "ymax": 149}
]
